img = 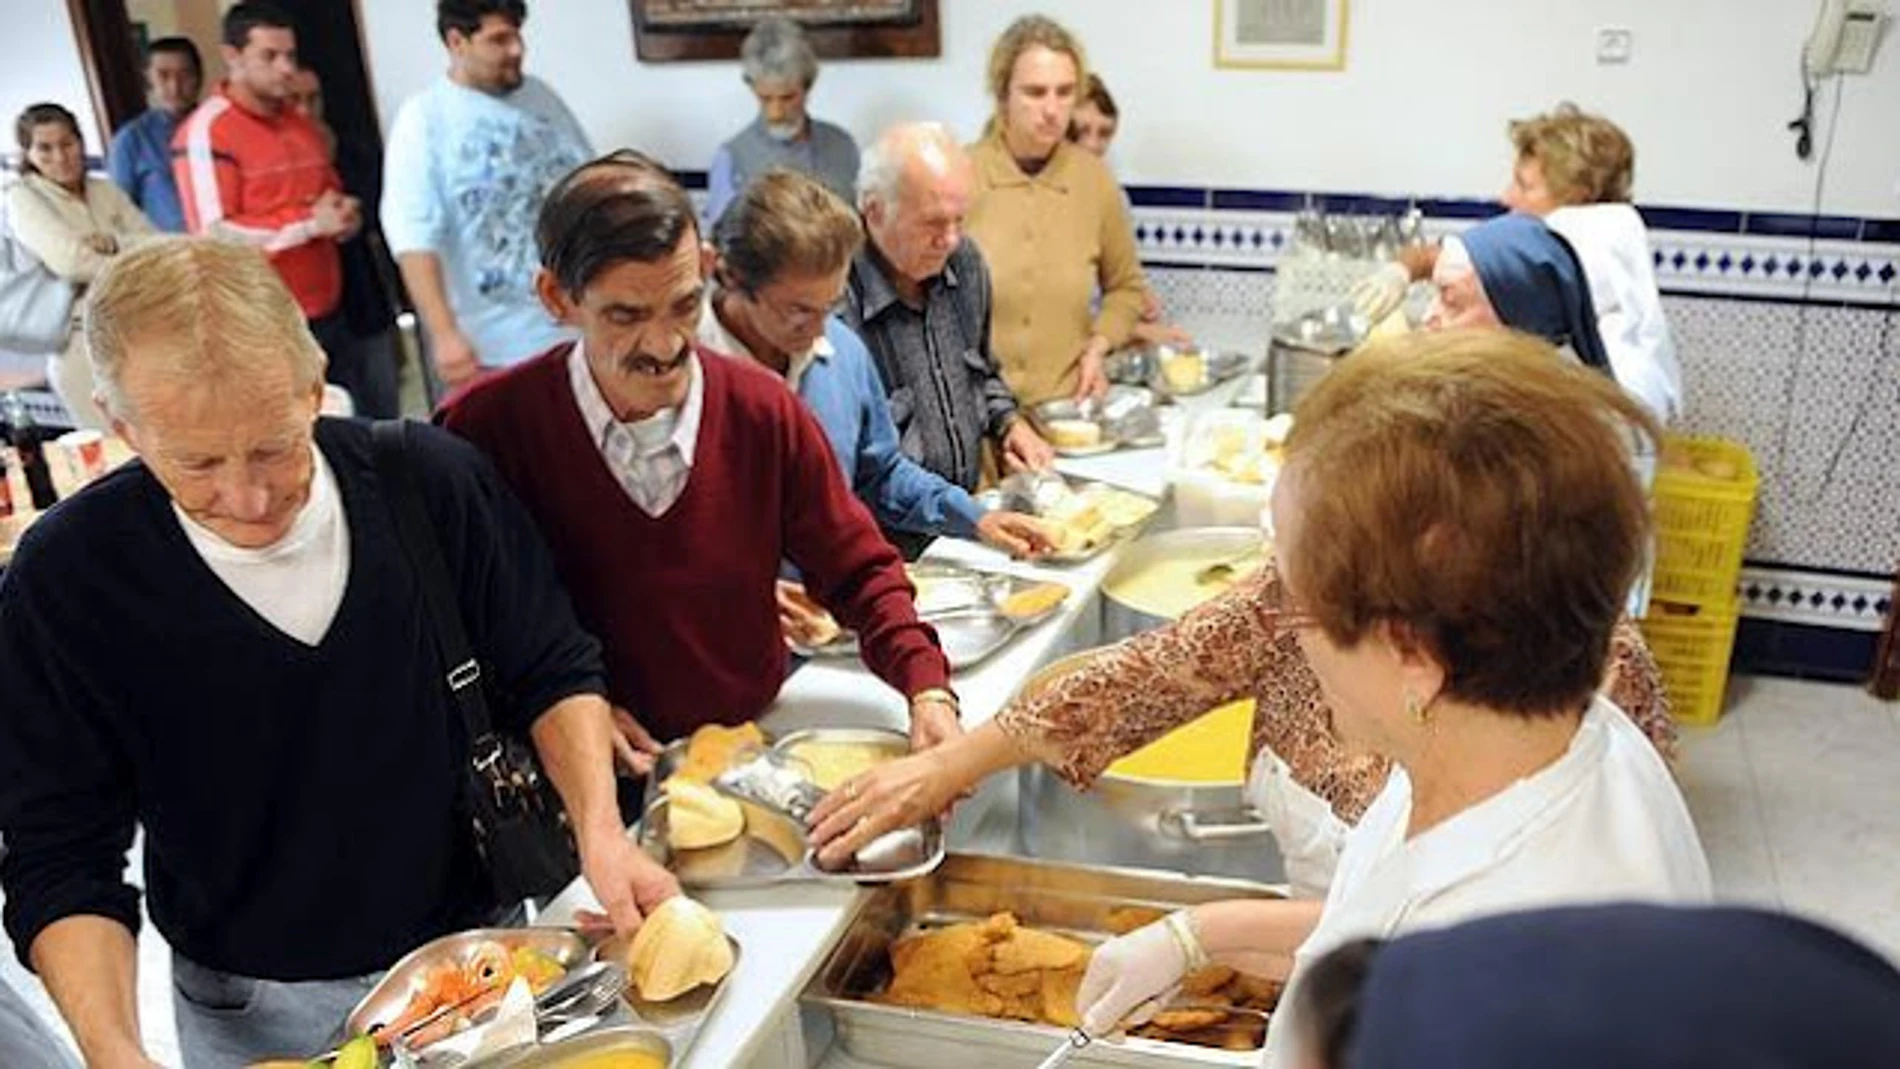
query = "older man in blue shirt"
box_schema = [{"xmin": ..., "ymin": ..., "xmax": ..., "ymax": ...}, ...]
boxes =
[
  {"xmin": 105, "ymin": 37, "xmax": 201, "ymax": 232},
  {"xmin": 697, "ymin": 169, "xmax": 1051, "ymax": 561}
]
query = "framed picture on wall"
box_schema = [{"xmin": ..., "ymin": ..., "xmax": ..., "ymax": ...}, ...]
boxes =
[
  {"xmin": 1214, "ymin": 0, "xmax": 1350, "ymax": 71},
  {"xmin": 629, "ymin": 0, "xmax": 941, "ymax": 62}
]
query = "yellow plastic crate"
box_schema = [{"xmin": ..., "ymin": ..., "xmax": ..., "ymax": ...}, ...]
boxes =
[
  {"xmin": 1650, "ymin": 436, "xmax": 1759, "ymax": 608},
  {"xmin": 1639, "ymin": 597, "xmax": 1742, "ymax": 726}
]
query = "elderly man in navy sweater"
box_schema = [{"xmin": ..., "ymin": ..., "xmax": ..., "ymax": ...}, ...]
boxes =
[{"xmin": 0, "ymin": 238, "xmax": 677, "ymax": 1069}]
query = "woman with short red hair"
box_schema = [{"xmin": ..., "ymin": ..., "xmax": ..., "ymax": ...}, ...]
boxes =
[{"xmin": 814, "ymin": 330, "xmax": 1710, "ymax": 1066}]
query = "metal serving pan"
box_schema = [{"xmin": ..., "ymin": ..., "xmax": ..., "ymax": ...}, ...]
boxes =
[{"xmin": 803, "ymin": 854, "xmax": 1286, "ymax": 1067}]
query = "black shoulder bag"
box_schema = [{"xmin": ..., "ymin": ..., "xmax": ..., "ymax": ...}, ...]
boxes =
[{"xmin": 372, "ymin": 420, "xmax": 581, "ymax": 904}]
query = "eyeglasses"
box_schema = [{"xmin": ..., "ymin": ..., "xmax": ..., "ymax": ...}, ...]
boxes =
[
  {"xmin": 1264, "ymin": 557, "xmax": 1321, "ymax": 632},
  {"xmin": 753, "ymin": 286, "xmax": 844, "ymax": 331}
]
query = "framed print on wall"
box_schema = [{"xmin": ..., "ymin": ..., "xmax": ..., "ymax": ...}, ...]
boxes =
[
  {"xmin": 1214, "ymin": 0, "xmax": 1350, "ymax": 71},
  {"xmin": 630, "ymin": 0, "xmax": 941, "ymax": 62}
]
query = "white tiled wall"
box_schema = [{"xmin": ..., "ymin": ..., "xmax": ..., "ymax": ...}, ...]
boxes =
[{"xmin": 1138, "ymin": 209, "xmax": 1900, "ymax": 607}]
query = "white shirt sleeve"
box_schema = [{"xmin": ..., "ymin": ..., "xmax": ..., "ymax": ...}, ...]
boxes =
[{"xmin": 378, "ymin": 95, "xmax": 441, "ymax": 257}]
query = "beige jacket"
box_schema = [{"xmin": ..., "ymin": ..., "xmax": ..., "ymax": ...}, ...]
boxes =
[
  {"xmin": 966, "ymin": 133, "xmax": 1145, "ymax": 404},
  {"xmin": 7, "ymin": 172, "xmax": 155, "ymax": 285}
]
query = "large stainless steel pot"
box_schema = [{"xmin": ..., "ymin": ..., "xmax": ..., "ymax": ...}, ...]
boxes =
[
  {"xmin": 1099, "ymin": 526, "xmax": 1264, "ymax": 641},
  {"xmin": 1268, "ymin": 304, "xmax": 1367, "ymax": 415},
  {"xmin": 1015, "ymin": 650, "xmax": 1284, "ymax": 884}
]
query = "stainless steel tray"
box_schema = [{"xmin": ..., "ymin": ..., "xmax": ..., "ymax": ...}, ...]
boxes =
[
  {"xmin": 463, "ymin": 937, "xmax": 742, "ymax": 1068},
  {"xmin": 1032, "ymin": 386, "xmax": 1164, "ymax": 456},
  {"xmin": 793, "ymin": 564, "xmax": 1069, "ymax": 668},
  {"xmin": 773, "ymin": 727, "xmax": 910, "ymax": 790},
  {"xmin": 801, "ymin": 854, "xmax": 1286, "ymax": 1068},
  {"xmin": 346, "ymin": 928, "xmax": 592, "ymax": 1049},
  {"xmin": 636, "ymin": 795, "xmax": 943, "ymax": 888},
  {"xmin": 976, "ymin": 475, "xmax": 1163, "ymax": 566},
  {"xmin": 1147, "ymin": 348, "xmax": 1255, "ymax": 400},
  {"xmin": 639, "ymin": 728, "xmax": 945, "ymax": 889}
]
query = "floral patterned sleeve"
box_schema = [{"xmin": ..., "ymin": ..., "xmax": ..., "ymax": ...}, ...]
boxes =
[
  {"xmin": 1603, "ymin": 617, "xmax": 1680, "ymax": 762},
  {"xmin": 995, "ymin": 570, "xmax": 1287, "ymax": 788}
]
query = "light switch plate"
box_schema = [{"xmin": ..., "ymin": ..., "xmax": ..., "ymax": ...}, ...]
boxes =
[{"xmin": 1596, "ymin": 26, "xmax": 1634, "ymax": 64}]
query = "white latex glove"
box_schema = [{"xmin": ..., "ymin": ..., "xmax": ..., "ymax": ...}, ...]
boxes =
[
  {"xmin": 1076, "ymin": 915, "xmax": 1194, "ymax": 1036},
  {"xmin": 1349, "ymin": 261, "xmax": 1411, "ymax": 324}
]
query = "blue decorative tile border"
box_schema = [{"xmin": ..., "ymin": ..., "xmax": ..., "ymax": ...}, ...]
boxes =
[
  {"xmin": 1739, "ymin": 566, "xmax": 1892, "ymax": 633},
  {"xmin": 1124, "ymin": 184, "xmax": 1900, "ymax": 307}
]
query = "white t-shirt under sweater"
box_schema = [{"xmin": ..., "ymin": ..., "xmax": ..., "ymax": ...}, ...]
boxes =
[{"xmin": 174, "ymin": 445, "xmax": 350, "ymax": 646}]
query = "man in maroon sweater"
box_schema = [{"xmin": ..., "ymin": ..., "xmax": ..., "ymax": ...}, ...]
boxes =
[{"xmin": 440, "ymin": 150, "xmax": 959, "ymax": 751}]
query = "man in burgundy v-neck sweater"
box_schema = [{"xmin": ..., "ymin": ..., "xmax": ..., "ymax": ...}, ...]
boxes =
[{"xmin": 440, "ymin": 151, "xmax": 956, "ymax": 747}]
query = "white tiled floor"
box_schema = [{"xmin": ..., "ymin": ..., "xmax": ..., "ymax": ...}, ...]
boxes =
[
  {"xmin": 1675, "ymin": 674, "xmax": 1900, "ymax": 961},
  {"xmin": 5, "ymin": 675, "xmax": 1898, "ymax": 1066}
]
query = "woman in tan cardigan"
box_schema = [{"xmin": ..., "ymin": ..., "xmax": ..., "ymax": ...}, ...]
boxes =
[
  {"xmin": 966, "ymin": 16, "xmax": 1146, "ymax": 405},
  {"xmin": 8, "ymin": 103, "xmax": 154, "ymax": 429}
]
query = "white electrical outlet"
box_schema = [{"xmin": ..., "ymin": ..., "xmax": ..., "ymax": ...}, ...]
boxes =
[{"xmin": 1596, "ymin": 26, "xmax": 1634, "ymax": 64}]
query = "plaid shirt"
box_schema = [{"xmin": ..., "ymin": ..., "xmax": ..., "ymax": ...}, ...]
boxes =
[{"xmin": 842, "ymin": 240, "xmax": 1020, "ymax": 492}]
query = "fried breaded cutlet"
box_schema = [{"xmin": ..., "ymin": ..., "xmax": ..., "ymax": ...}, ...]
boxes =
[{"xmin": 874, "ymin": 912, "xmax": 1089, "ymax": 1026}]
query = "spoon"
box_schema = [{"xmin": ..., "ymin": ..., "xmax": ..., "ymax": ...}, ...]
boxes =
[{"xmin": 1195, "ymin": 548, "xmax": 1264, "ymax": 586}]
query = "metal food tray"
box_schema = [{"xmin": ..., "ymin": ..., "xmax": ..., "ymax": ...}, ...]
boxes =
[
  {"xmin": 975, "ymin": 475, "xmax": 1163, "ymax": 566},
  {"xmin": 793, "ymin": 564, "xmax": 1071, "ymax": 669},
  {"xmin": 346, "ymin": 928, "xmax": 593, "ymax": 1048},
  {"xmin": 639, "ymin": 729, "xmax": 945, "ymax": 889},
  {"xmin": 1031, "ymin": 385, "xmax": 1164, "ymax": 457},
  {"xmin": 637, "ymin": 796, "xmax": 943, "ymax": 889},
  {"xmin": 463, "ymin": 936, "xmax": 742, "ymax": 1068},
  {"xmin": 801, "ymin": 853, "xmax": 1288, "ymax": 1067},
  {"xmin": 1147, "ymin": 349, "xmax": 1255, "ymax": 400},
  {"xmin": 1042, "ymin": 486, "xmax": 1164, "ymax": 566}
]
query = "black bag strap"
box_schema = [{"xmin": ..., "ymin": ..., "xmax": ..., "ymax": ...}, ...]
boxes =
[{"xmin": 371, "ymin": 419, "xmax": 494, "ymax": 739}]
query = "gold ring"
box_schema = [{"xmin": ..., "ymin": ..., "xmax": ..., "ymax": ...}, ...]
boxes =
[
  {"xmin": 845, "ymin": 781, "xmax": 861, "ymax": 800},
  {"xmin": 854, "ymin": 815, "xmax": 871, "ymax": 830}
]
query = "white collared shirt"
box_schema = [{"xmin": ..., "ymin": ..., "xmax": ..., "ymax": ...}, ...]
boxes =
[
  {"xmin": 1260, "ymin": 696, "xmax": 1712, "ymax": 1068},
  {"xmin": 695, "ymin": 293, "xmax": 832, "ymax": 390},
  {"xmin": 1546, "ymin": 203, "xmax": 1684, "ymax": 424},
  {"xmin": 567, "ymin": 341, "xmax": 704, "ymax": 517},
  {"xmin": 175, "ymin": 443, "xmax": 350, "ymax": 647}
]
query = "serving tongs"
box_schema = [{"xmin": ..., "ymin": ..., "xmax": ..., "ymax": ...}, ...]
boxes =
[{"xmin": 1032, "ymin": 1002, "xmax": 1272, "ymax": 1067}]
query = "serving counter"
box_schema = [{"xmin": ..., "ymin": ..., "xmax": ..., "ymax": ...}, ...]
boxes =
[{"xmin": 536, "ymin": 379, "xmax": 1254, "ymax": 1069}]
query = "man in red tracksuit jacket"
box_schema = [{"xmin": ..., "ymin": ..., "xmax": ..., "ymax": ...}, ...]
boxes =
[{"xmin": 173, "ymin": 1, "xmax": 397, "ymax": 416}]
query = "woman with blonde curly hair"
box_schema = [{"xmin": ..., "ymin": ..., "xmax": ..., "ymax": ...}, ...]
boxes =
[{"xmin": 1358, "ymin": 103, "xmax": 1681, "ymax": 424}]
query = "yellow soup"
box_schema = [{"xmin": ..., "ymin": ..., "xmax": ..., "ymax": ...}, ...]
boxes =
[
  {"xmin": 1104, "ymin": 552, "xmax": 1259, "ymax": 620},
  {"xmin": 552, "ymin": 1051, "xmax": 667, "ymax": 1069},
  {"xmin": 1107, "ymin": 698, "xmax": 1254, "ymax": 785},
  {"xmin": 786, "ymin": 740, "xmax": 897, "ymax": 791}
]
